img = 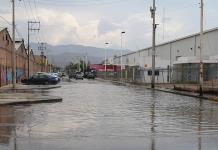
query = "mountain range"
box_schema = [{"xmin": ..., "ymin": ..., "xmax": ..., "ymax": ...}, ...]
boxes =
[{"xmin": 31, "ymin": 43, "xmax": 131, "ymax": 67}]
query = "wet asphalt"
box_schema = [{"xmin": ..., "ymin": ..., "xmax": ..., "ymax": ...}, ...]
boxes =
[{"xmin": 0, "ymin": 79, "xmax": 218, "ymax": 150}]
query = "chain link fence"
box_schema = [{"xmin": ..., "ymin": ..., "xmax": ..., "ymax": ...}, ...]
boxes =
[
  {"xmin": 95, "ymin": 64, "xmax": 218, "ymax": 95},
  {"xmin": 96, "ymin": 64, "xmax": 218, "ymax": 88},
  {"xmin": 96, "ymin": 66, "xmax": 171, "ymax": 84},
  {"xmin": 173, "ymin": 63, "xmax": 218, "ymax": 84}
]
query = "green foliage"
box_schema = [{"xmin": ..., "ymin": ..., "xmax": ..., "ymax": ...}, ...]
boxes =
[
  {"xmin": 65, "ymin": 62, "xmax": 78, "ymax": 75},
  {"xmin": 65, "ymin": 60, "xmax": 88, "ymax": 75},
  {"xmin": 52, "ymin": 66, "xmax": 62, "ymax": 73}
]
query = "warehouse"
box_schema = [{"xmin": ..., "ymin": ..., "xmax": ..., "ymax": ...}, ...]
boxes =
[
  {"xmin": 173, "ymin": 56, "xmax": 218, "ymax": 83},
  {"xmin": 112, "ymin": 27, "xmax": 218, "ymax": 83}
]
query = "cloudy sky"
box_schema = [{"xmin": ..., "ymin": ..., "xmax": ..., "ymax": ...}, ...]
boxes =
[{"xmin": 0, "ymin": 0, "xmax": 218, "ymax": 51}]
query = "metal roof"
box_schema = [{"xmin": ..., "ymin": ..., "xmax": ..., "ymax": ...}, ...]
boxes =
[{"xmin": 115, "ymin": 26, "xmax": 218, "ymax": 58}]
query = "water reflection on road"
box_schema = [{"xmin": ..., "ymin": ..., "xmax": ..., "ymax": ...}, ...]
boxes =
[{"xmin": 0, "ymin": 80, "xmax": 218, "ymax": 150}]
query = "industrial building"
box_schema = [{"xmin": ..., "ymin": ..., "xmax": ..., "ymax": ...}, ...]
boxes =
[
  {"xmin": 111, "ymin": 27, "xmax": 218, "ymax": 83},
  {"xmin": 0, "ymin": 28, "xmax": 51, "ymax": 86}
]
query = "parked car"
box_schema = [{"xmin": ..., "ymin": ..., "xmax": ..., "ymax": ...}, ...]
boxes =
[
  {"xmin": 75, "ymin": 72, "xmax": 84, "ymax": 80},
  {"xmin": 87, "ymin": 72, "xmax": 95, "ymax": 79},
  {"xmin": 49, "ymin": 73, "xmax": 61, "ymax": 82},
  {"xmin": 21, "ymin": 73, "xmax": 59, "ymax": 85},
  {"xmin": 69, "ymin": 73, "xmax": 74, "ymax": 79}
]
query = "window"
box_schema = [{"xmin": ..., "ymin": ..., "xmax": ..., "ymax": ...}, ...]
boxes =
[
  {"xmin": 32, "ymin": 74, "xmax": 38, "ymax": 79},
  {"xmin": 148, "ymin": 70, "xmax": 159, "ymax": 76},
  {"xmin": 5, "ymin": 34, "xmax": 9, "ymax": 46},
  {"xmin": 39, "ymin": 74, "xmax": 47, "ymax": 79}
]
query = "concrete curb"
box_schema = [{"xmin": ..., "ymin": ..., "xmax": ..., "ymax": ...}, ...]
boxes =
[
  {"xmin": 0, "ymin": 96, "xmax": 63, "ymax": 106},
  {"xmin": 9, "ymin": 86, "xmax": 61, "ymax": 91},
  {"xmin": 145, "ymin": 87, "xmax": 209, "ymax": 100},
  {"xmin": 0, "ymin": 84, "xmax": 63, "ymax": 106},
  {"xmin": 97, "ymin": 78, "xmax": 218, "ymax": 101},
  {"xmin": 0, "ymin": 85, "xmax": 62, "ymax": 92}
]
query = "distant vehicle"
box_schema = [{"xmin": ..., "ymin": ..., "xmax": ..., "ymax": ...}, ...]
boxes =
[
  {"xmin": 49, "ymin": 73, "xmax": 61, "ymax": 82},
  {"xmin": 69, "ymin": 72, "xmax": 79, "ymax": 79},
  {"xmin": 87, "ymin": 72, "xmax": 95, "ymax": 79},
  {"xmin": 75, "ymin": 72, "xmax": 84, "ymax": 80},
  {"xmin": 68, "ymin": 74, "xmax": 74, "ymax": 79},
  {"xmin": 58, "ymin": 72, "xmax": 66, "ymax": 77},
  {"xmin": 21, "ymin": 72, "xmax": 59, "ymax": 85},
  {"xmin": 61, "ymin": 72, "xmax": 66, "ymax": 77},
  {"xmin": 50, "ymin": 73, "xmax": 59, "ymax": 77}
]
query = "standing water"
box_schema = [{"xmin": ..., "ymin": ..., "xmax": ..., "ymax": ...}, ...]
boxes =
[{"xmin": 0, "ymin": 80, "xmax": 218, "ymax": 150}]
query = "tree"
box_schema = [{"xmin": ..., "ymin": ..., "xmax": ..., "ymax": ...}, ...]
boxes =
[
  {"xmin": 52, "ymin": 65, "xmax": 62, "ymax": 73},
  {"xmin": 65, "ymin": 62, "xmax": 78, "ymax": 75}
]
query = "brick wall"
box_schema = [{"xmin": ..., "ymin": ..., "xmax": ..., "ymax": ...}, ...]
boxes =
[{"xmin": 0, "ymin": 28, "xmax": 50, "ymax": 87}]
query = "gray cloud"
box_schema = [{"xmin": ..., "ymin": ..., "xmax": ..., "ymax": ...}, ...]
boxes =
[
  {"xmin": 0, "ymin": 9, "xmax": 10, "ymax": 14},
  {"xmin": 97, "ymin": 19, "xmax": 120, "ymax": 35}
]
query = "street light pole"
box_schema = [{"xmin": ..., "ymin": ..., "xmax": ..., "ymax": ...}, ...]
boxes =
[
  {"xmin": 199, "ymin": 0, "xmax": 204, "ymax": 96},
  {"xmin": 105, "ymin": 42, "xmax": 109, "ymax": 79},
  {"xmin": 78, "ymin": 58, "xmax": 81, "ymax": 72},
  {"xmin": 83, "ymin": 55, "xmax": 85, "ymax": 73},
  {"xmin": 151, "ymin": 0, "xmax": 157, "ymax": 89},
  {"xmin": 120, "ymin": 31, "xmax": 125, "ymax": 81},
  {"xmin": 12, "ymin": 0, "xmax": 16, "ymax": 88},
  {"xmin": 27, "ymin": 22, "xmax": 30, "ymax": 77}
]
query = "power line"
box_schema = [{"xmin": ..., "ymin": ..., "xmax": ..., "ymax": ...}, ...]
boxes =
[
  {"xmin": 0, "ymin": 15, "xmax": 12, "ymax": 25},
  {"xmin": 32, "ymin": 0, "xmax": 138, "ymax": 7},
  {"xmin": 27, "ymin": 0, "xmax": 37, "ymax": 21},
  {"xmin": 0, "ymin": 15, "xmax": 23, "ymax": 39},
  {"xmin": 29, "ymin": 0, "xmax": 40, "ymax": 22},
  {"xmin": 27, "ymin": 21, "xmax": 40, "ymax": 77},
  {"xmin": 22, "ymin": 0, "xmax": 31, "ymax": 20}
]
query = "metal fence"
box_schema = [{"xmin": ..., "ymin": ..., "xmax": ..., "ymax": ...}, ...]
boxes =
[
  {"xmin": 96, "ymin": 66, "xmax": 171, "ymax": 84},
  {"xmin": 96, "ymin": 64, "xmax": 218, "ymax": 88},
  {"xmin": 172, "ymin": 63, "xmax": 218, "ymax": 84}
]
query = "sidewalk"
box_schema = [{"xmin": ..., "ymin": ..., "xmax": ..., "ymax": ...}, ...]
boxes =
[
  {"xmin": 97, "ymin": 78, "xmax": 218, "ymax": 102},
  {"xmin": 145, "ymin": 86, "xmax": 218, "ymax": 102},
  {"xmin": 0, "ymin": 84, "xmax": 62, "ymax": 106}
]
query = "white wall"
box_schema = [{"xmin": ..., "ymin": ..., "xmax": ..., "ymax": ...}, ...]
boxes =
[{"xmin": 113, "ymin": 28, "xmax": 218, "ymax": 69}]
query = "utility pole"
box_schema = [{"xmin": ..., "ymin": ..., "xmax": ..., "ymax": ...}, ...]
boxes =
[
  {"xmin": 150, "ymin": 0, "xmax": 157, "ymax": 89},
  {"xmin": 120, "ymin": 31, "xmax": 125, "ymax": 81},
  {"xmin": 85, "ymin": 51, "xmax": 88, "ymax": 68},
  {"xmin": 78, "ymin": 58, "xmax": 81, "ymax": 72},
  {"xmin": 83, "ymin": 54, "xmax": 85, "ymax": 73},
  {"xmin": 11, "ymin": 0, "xmax": 16, "ymax": 88},
  {"xmin": 75, "ymin": 57, "xmax": 81, "ymax": 72},
  {"xmin": 38, "ymin": 42, "xmax": 46, "ymax": 72},
  {"xmin": 199, "ymin": 0, "xmax": 204, "ymax": 96},
  {"xmin": 105, "ymin": 42, "xmax": 109, "ymax": 79},
  {"xmin": 27, "ymin": 21, "xmax": 40, "ymax": 77}
]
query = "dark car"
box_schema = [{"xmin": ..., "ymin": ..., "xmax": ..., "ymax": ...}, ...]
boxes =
[
  {"xmin": 69, "ymin": 73, "xmax": 76, "ymax": 79},
  {"xmin": 21, "ymin": 73, "xmax": 59, "ymax": 85},
  {"xmin": 75, "ymin": 72, "xmax": 84, "ymax": 80},
  {"xmin": 87, "ymin": 73, "xmax": 95, "ymax": 79}
]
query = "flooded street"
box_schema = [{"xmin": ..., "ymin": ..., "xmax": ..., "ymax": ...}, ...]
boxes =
[{"xmin": 0, "ymin": 80, "xmax": 218, "ymax": 150}]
